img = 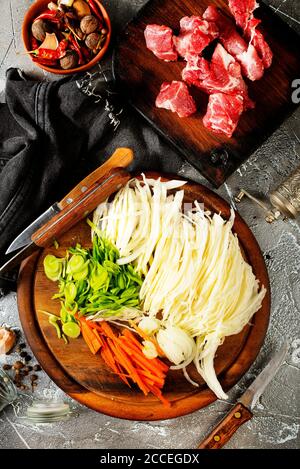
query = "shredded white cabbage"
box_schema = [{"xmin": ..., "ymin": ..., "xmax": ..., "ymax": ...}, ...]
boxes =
[{"xmin": 92, "ymin": 176, "xmax": 266, "ymax": 399}]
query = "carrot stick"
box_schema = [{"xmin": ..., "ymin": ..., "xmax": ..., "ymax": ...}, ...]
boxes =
[
  {"xmin": 138, "ymin": 369, "xmax": 164, "ymax": 387},
  {"xmin": 100, "ymin": 321, "xmax": 117, "ymax": 339},
  {"xmin": 108, "ymin": 338, "xmax": 149, "ymax": 395},
  {"xmin": 92, "ymin": 328, "xmax": 104, "ymax": 346},
  {"xmin": 142, "ymin": 377, "xmax": 155, "ymax": 387},
  {"xmin": 148, "ymin": 385, "xmax": 171, "ymax": 408},
  {"xmin": 129, "ymin": 321, "xmax": 165, "ymax": 356},
  {"xmin": 119, "ymin": 342, "xmax": 166, "ymax": 378},
  {"xmin": 124, "ymin": 341, "xmax": 168, "ymax": 374},
  {"xmin": 100, "ymin": 336, "xmax": 131, "ymax": 386},
  {"xmin": 129, "ymin": 352, "xmax": 166, "ymax": 379},
  {"xmin": 81, "ymin": 329, "xmax": 94, "ymax": 353},
  {"xmin": 119, "ymin": 336, "xmax": 143, "ymax": 355},
  {"xmin": 81, "ymin": 322, "xmax": 99, "ymax": 354},
  {"xmin": 87, "ymin": 322, "xmax": 103, "ymax": 332},
  {"xmin": 123, "ymin": 329, "xmax": 143, "ymax": 349},
  {"xmin": 123, "ymin": 329, "xmax": 169, "ymax": 372}
]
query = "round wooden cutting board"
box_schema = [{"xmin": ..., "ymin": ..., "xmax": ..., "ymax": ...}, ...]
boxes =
[{"xmin": 17, "ymin": 173, "xmax": 270, "ymax": 420}]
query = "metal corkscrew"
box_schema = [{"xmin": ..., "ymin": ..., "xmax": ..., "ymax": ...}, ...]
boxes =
[{"xmin": 235, "ymin": 165, "xmax": 300, "ymax": 223}]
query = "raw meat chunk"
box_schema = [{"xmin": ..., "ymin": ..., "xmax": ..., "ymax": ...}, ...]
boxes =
[
  {"xmin": 228, "ymin": 0, "xmax": 258, "ymax": 30},
  {"xmin": 228, "ymin": 1, "xmax": 273, "ymax": 68},
  {"xmin": 245, "ymin": 18, "xmax": 273, "ymax": 68},
  {"xmin": 144, "ymin": 24, "xmax": 178, "ymax": 61},
  {"xmin": 182, "ymin": 55, "xmax": 211, "ymax": 88},
  {"xmin": 174, "ymin": 16, "xmax": 219, "ymax": 59},
  {"xmin": 203, "ymin": 93, "xmax": 244, "ymax": 138},
  {"xmin": 182, "ymin": 44, "xmax": 254, "ymax": 109},
  {"xmin": 203, "ymin": 5, "xmax": 264, "ymax": 80},
  {"xmin": 250, "ymin": 29, "xmax": 272, "ymax": 68},
  {"xmin": 155, "ymin": 81, "xmax": 197, "ymax": 117}
]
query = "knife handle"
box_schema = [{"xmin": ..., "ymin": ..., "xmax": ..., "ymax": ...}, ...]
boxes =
[
  {"xmin": 58, "ymin": 148, "xmax": 134, "ymax": 210},
  {"xmin": 198, "ymin": 403, "xmax": 253, "ymax": 449},
  {"xmin": 32, "ymin": 169, "xmax": 130, "ymax": 248}
]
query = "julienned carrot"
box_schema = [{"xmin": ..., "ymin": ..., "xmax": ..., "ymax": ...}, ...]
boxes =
[
  {"xmin": 126, "ymin": 349, "xmax": 166, "ymax": 379},
  {"xmin": 148, "ymin": 385, "xmax": 171, "ymax": 408},
  {"xmin": 80, "ymin": 321, "xmax": 101, "ymax": 354},
  {"xmin": 129, "ymin": 321, "xmax": 165, "ymax": 357},
  {"xmin": 108, "ymin": 338, "xmax": 149, "ymax": 395},
  {"xmin": 100, "ymin": 335, "xmax": 131, "ymax": 386},
  {"xmin": 123, "ymin": 338, "xmax": 169, "ymax": 374},
  {"xmin": 118, "ymin": 336, "xmax": 169, "ymax": 378},
  {"xmin": 138, "ymin": 369, "xmax": 164, "ymax": 387},
  {"xmin": 123, "ymin": 329, "xmax": 143, "ymax": 349},
  {"xmin": 87, "ymin": 322, "xmax": 103, "ymax": 332},
  {"xmin": 99, "ymin": 321, "xmax": 117, "ymax": 339},
  {"xmin": 116, "ymin": 339, "xmax": 166, "ymax": 379},
  {"xmin": 81, "ymin": 319, "xmax": 170, "ymax": 407},
  {"xmin": 81, "ymin": 330, "xmax": 96, "ymax": 354}
]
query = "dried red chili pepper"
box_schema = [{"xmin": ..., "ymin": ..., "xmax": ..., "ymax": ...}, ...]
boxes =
[
  {"xmin": 34, "ymin": 48, "xmax": 60, "ymax": 60},
  {"xmin": 81, "ymin": 44, "xmax": 91, "ymax": 62},
  {"xmin": 87, "ymin": 0, "xmax": 103, "ymax": 26},
  {"xmin": 33, "ymin": 57, "xmax": 58, "ymax": 66},
  {"xmin": 33, "ymin": 39, "xmax": 68, "ymax": 60},
  {"xmin": 69, "ymin": 34, "xmax": 84, "ymax": 65},
  {"xmin": 56, "ymin": 38, "xmax": 69, "ymax": 57},
  {"xmin": 30, "ymin": 35, "xmax": 39, "ymax": 50},
  {"xmin": 34, "ymin": 10, "xmax": 61, "ymax": 24}
]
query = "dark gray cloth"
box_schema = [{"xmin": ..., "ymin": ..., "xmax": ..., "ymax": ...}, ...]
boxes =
[{"xmin": 0, "ymin": 66, "xmax": 184, "ymax": 292}]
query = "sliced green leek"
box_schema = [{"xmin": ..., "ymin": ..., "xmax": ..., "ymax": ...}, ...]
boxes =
[
  {"xmin": 43, "ymin": 223, "xmax": 144, "ymax": 343},
  {"xmin": 62, "ymin": 322, "xmax": 81, "ymax": 339}
]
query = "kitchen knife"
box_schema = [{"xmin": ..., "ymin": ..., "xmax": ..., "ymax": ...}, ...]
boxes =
[
  {"xmin": 6, "ymin": 147, "xmax": 134, "ymax": 254},
  {"xmin": 198, "ymin": 341, "xmax": 288, "ymax": 449},
  {"xmin": 0, "ymin": 166, "xmax": 131, "ymax": 275}
]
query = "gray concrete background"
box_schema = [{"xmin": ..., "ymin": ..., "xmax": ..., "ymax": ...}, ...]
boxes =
[{"xmin": 0, "ymin": 0, "xmax": 300, "ymax": 449}]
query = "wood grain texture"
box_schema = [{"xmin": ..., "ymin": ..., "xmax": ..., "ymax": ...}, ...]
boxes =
[
  {"xmin": 32, "ymin": 170, "xmax": 130, "ymax": 247},
  {"xmin": 113, "ymin": 0, "xmax": 300, "ymax": 187},
  {"xmin": 18, "ymin": 172, "xmax": 271, "ymax": 420},
  {"xmin": 198, "ymin": 402, "xmax": 253, "ymax": 448},
  {"xmin": 58, "ymin": 148, "xmax": 134, "ymax": 210}
]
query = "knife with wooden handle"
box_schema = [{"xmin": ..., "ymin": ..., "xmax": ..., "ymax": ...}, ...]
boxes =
[
  {"xmin": 58, "ymin": 147, "xmax": 133, "ymax": 210},
  {"xmin": 198, "ymin": 403, "xmax": 253, "ymax": 449},
  {"xmin": 0, "ymin": 148, "xmax": 133, "ymax": 275},
  {"xmin": 5, "ymin": 147, "xmax": 134, "ymax": 254},
  {"xmin": 198, "ymin": 342, "xmax": 288, "ymax": 449}
]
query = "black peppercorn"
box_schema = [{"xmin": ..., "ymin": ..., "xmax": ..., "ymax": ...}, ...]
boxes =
[
  {"xmin": 2, "ymin": 364, "xmax": 12, "ymax": 370},
  {"xmin": 13, "ymin": 361, "xmax": 24, "ymax": 370}
]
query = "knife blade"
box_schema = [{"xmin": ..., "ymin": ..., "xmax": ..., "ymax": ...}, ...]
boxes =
[
  {"xmin": 0, "ymin": 169, "xmax": 130, "ymax": 275},
  {"xmin": 198, "ymin": 341, "xmax": 288, "ymax": 449},
  {"xmin": 238, "ymin": 341, "xmax": 288, "ymax": 409},
  {"xmin": 6, "ymin": 147, "xmax": 134, "ymax": 254}
]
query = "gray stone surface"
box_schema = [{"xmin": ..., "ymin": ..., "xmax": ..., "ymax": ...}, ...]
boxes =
[{"xmin": 0, "ymin": 0, "xmax": 300, "ymax": 449}]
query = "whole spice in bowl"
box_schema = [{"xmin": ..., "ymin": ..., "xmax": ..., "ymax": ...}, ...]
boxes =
[{"xmin": 22, "ymin": 0, "xmax": 111, "ymax": 74}]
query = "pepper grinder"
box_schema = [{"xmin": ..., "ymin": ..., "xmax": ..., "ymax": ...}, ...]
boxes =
[{"xmin": 235, "ymin": 165, "xmax": 300, "ymax": 223}]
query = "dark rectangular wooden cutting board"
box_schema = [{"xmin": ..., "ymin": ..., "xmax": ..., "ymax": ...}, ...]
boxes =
[{"xmin": 112, "ymin": 0, "xmax": 300, "ymax": 187}]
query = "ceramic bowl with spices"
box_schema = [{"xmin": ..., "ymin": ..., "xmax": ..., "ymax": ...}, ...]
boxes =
[{"xmin": 22, "ymin": 0, "xmax": 111, "ymax": 75}]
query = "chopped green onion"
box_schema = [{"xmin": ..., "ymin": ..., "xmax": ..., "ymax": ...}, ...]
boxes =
[{"xmin": 62, "ymin": 322, "xmax": 81, "ymax": 339}]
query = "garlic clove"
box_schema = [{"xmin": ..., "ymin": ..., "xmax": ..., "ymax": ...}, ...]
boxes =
[
  {"xmin": 0, "ymin": 328, "xmax": 16, "ymax": 355},
  {"xmin": 39, "ymin": 32, "xmax": 59, "ymax": 51}
]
